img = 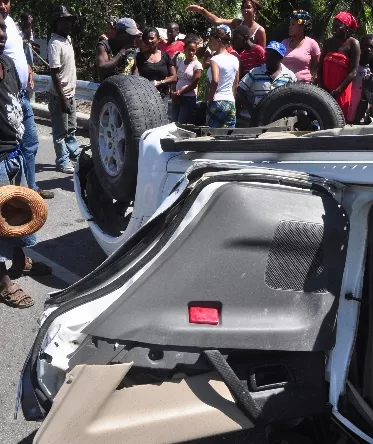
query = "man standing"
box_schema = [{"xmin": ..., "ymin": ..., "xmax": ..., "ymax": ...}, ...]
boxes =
[
  {"xmin": 237, "ymin": 41, "xmax": 296, "ymax": 114},
  {"xmin": 0, "ymin": 0, "xmax": 53, "ymax": 198},
  {"xmin": 48, "ymin": 5, "xmax": 80, "ymax": 174},
  {"xmin": 0, "ymin": 12, "xmax": 51, "ymax": 308},
  {"xmin": 96, "ymin": 17, "xmax": 142, "ymax": 82},
  {"xmin": 159, "ymin": 22, "xmax": 184, "ymax": 60}
]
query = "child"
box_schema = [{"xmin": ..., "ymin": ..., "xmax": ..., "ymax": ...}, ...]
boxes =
[
  {"xmin": 232, "ymin": 24, "xmax": 265, "ymax": 78},
  {"xmin": 172, "ymin": 35, "xmax": 203, "ymax": 123}
]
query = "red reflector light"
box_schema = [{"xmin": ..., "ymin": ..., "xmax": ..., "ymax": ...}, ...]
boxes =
[{"xmin": 189, "ymin": 307, "xmax": 219, "ymax": 325}]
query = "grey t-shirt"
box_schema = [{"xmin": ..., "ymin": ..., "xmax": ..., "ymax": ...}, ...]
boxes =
[{"xmin": 48, "ymin": 33, "xmax": 77, "ymax": 98}]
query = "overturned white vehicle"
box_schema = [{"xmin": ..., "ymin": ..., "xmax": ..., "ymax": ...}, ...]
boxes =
[{"xmin": 19, "ymin": 77, "xmax": 373, "ymax": 444}]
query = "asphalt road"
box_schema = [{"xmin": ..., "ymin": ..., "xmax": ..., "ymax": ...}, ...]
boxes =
[{"xmin": 0, "ymin": 119, "xmax": 106, "ymax": 444}]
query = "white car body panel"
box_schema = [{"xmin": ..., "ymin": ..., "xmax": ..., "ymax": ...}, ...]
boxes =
[{"xmin": 69, "ymin": 123, "xmax": 373, "ymax": 441}]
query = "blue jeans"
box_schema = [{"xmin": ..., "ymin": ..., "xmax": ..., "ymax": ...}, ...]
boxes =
[
  {"xmin": 172, "ymin": 96, "xmax": 197, "ymax": 124},
  {"xmin": 48, "ymin": 94, "xmax": 80, "ymax": 169},
  {"xmin": 0, "ymin": 153, "xmax": 36, "ymax": 262},
  {"xmin": 20, "ymin": 90, "xmax": 39, "ymax": 191}
]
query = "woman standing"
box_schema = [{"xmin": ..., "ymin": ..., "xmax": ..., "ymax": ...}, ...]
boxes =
[
  {"xmin": 135, "ymin": 27, "xmax": 177, "ymax": 103},
  {"xmin": 206, "ymin": 27, "xmax": 240, "ymax": 128},
  {"xmin": 172, "ymin": 36, "xmax": 203, "ymax": 123},
  {"xmin": 187, "ymin": 0, "xmax": 266, "ymax": 48},
  {"xmin": 318, "ymin": 12, "xmax": 360, "ymax": 119},
  {"xmin": 281, "ymin": 10, "xmax": 320, "ymax": 82}
]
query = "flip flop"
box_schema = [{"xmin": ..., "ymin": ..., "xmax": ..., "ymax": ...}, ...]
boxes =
[{"xmin": 0, "ymin": 283, "xmax": 34, "ymax": 309}]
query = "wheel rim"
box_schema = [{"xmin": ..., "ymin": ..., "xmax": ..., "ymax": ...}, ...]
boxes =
[
  {"xmin": 268, "ymin": 102, "xmax": 324, "ymax": 130},
  {"xmin": 98, "ymin": 102, "xmax": 126, "ymax": 177}
]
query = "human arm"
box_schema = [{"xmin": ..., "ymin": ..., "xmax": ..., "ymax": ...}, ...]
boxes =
[
  {"xmin": 354, "ymin": 74, "xmax": 373, "ymax": 123},
  {"xmin": 255, "ymin": 26, "xmax": 266, "ymax": 48},
  {"xmin": 233, "ymin": 70, "xmax": 239, "ymax": 97},
  {"xmin": 154, "ymin": 54, "xmax": 177, "ymax": 87},
  {"xmin": 28, "ymin": 65, "xmax": 34, "ymax": 90},
  {"xmin": 309, "ymin": 39, "xmax": 321, "ymax": 81},
  {"xmin": 50, "ymin": 68, "xmax": 70, "ymax": 113},
  {"xmin": 96, "ymin": 44, "xmax": 129, "ymax": 75},
  {"xmin": 207, "ymin": 59, "xmax": 219, "ymax": 101},
  {"xmin": 175, "ymin": 65, "xmax": 202, "ymax": 95},
  {"xmin": 332, "ymin": 38, "xmax": 360, "ymax": 98},
  {"xmin": 317, "ymin": 43, "xmax": 327, "ymax": 89},
  {"xmin": 186, "ymin": 5, "xmax": 234, "ymax": 26}
]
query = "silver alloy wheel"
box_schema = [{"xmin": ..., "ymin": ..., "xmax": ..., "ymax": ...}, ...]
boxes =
[{"xmin": 98, "ymin": 102, "xmax": 126, "ymax": 177}]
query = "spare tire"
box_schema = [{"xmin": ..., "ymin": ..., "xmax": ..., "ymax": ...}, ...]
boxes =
[
  {"xmin": 90, "ymin": 75, "xmax": 168, "ymax": 203},
  {"xmin": 252, "ymin": 82, "xmax": 345, "ymax": 130}
]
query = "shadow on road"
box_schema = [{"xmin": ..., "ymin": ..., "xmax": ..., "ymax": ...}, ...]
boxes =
[
  {"xmin": 35, "ymin": 177, "xmax": 74, "ymax": 193},
  {"xmin": 35, "ymin": 163, "xmax": 58, "ymax": 173},
  {"xmin": 33, "ymin": 227, "xmax": 106, "ymax": 278},
  {"xmin": 18, "ymin": 430, "xmax": 37, "ymax": 444}
]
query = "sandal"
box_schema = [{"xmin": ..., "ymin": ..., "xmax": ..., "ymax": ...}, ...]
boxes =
[
  {"xmin": 0, "ymin": 283, "xmax": 34, "ymax": 309},
  {"xmin": 8, "ymin": 257, "xmax": 52, "ymax": 279}
]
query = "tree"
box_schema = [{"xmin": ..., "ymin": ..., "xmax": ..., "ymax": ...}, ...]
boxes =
[
  {"xmin": 259, "ymin": 0, "xmax": 373, "ymax": 42},
  {"xmin": 10, "ymin": 0, "xmax": 238, "ymax": 78}
]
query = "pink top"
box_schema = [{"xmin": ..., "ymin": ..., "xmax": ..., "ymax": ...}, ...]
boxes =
[
  {"xmin": 281, "ymin": 37, "xmax": 321, "ymax": 82},
  {"xmin": 176, "ymin": 58, "xmax": 203, "ymax": 96}
]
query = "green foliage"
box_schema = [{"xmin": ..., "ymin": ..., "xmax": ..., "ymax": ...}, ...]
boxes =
[
  {"xmin": 10, "ymin": 0, "xmax": 373, "ymax": 80},
  {"xmin": 10, "ymin": 0, "xmax": 238, "ymax": 79},
  {"xmin": 259, "ymin": 0, "xmax": 373, "ymax": 42}
]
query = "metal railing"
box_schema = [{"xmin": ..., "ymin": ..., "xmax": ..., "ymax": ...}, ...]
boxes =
[{"xmin": 33, "ymin": 74, "xmax": 99, "ymax": 101}]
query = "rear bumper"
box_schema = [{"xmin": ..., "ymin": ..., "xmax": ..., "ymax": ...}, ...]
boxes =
[{"xmin": 20, "ymin": 354, "xmax": 46, "ymax": 421}]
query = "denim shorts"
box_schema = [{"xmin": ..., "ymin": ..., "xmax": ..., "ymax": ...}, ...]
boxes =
[{"xmin": 0, "ymin": 153, "xmax": 36, "ymax": 261}]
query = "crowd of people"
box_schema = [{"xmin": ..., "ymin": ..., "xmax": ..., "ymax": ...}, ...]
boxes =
[
  {"xmin": 1, "ymin": 0, "xmax": 373, "ymax": 308},
  {"xmin": 93, "ymin": 2, "xmax": 373, "ymax": 129}
]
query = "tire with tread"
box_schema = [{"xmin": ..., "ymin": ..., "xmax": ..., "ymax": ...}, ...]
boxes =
[
  {"xmin": 90, "ymin": 75, "xmax": 168, "ymax": 202},
  {"xmin": 252, "ymin": 82, "xmax": 345, "ymax": 130}
]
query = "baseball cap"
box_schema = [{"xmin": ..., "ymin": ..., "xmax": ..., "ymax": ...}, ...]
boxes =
[
  {"xmin": 217, "ymin": 24, "xmax": 232, "ymax": 36},
  {"xmin": 51, "ymin": 5, "xmax": 77, "ymax": 21},
  {"xmin": 266, "ymin": 41, "xmax": 286, "ymax": 58},
  {"xmin": 116, "ymin": 18, "xmax": 142, "ymax": 35}
]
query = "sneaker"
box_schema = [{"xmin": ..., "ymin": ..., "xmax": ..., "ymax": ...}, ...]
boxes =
[
  {"xmin": 57, "ymin": 164, "xmax": 75, "ymax": 174},
  {"xmin": 36, "ymin": 188, "xmax": 55, "ymax": 199}
]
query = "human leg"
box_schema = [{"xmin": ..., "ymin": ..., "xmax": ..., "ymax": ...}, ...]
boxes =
[
  {"xmin": 48, "ymin": 94, "xmax": 72, "ymax": 170},
  {"xmin": 19, "ymin": 90, "xmax": 38, "ymax": 190},
  {"xmin": 178, "ymin": 96, "xmax": 197, "ymax": 124},
  {"xmin": 66, "ymin": 97, "xmax": 80, "ymax": 160}
]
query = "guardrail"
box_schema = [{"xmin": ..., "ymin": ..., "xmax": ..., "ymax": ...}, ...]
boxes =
[{"xmin": 33, "ymin": 74, "xmax": 99, "ymax": 101}]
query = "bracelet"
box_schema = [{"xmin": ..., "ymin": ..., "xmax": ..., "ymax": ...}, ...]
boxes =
[{"xmin": 160, "ymin": 80, "xmax": 164, "ymax": 84}]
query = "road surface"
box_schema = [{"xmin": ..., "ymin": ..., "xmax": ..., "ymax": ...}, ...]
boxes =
[{"xmin": 0, "ymin": 119, "xmax": 106, "ymax": 444}]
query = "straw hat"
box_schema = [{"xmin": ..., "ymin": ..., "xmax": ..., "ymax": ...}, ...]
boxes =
[{"xmin": 0, "ymin": 186, "xmax": 48, "ymax": 237}]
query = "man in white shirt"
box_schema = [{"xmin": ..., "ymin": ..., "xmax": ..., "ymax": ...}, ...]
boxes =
[
  {"xmin": 48, "ymin": 5, "xmax": 80, "ymax": 174},
  {"xmin": 0, "ymin": 0, "xmax": 54, "ymax": 199}
]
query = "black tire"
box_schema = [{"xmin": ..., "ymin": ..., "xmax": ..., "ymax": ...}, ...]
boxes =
[
  {"xmin": 90, "ymin": 75, "xmax": 168, "ymax": 202},
  {"xmin": 252, "ymin": 82, "xmax": 345, "ymax": 130}
]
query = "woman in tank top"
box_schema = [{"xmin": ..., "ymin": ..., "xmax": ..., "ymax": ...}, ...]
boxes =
[
  {"xmin": 206, "ymin": 27, "xmax": 240, "ymax": 128},
  {"xmin": 187, "ymin": 0, "xmax": 266, "ymax": 48}
]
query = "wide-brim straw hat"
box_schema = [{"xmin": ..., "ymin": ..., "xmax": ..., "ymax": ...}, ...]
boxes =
[{"xmin": 0, "ymin": 186, "xmax": 48, "ymax": 237}]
